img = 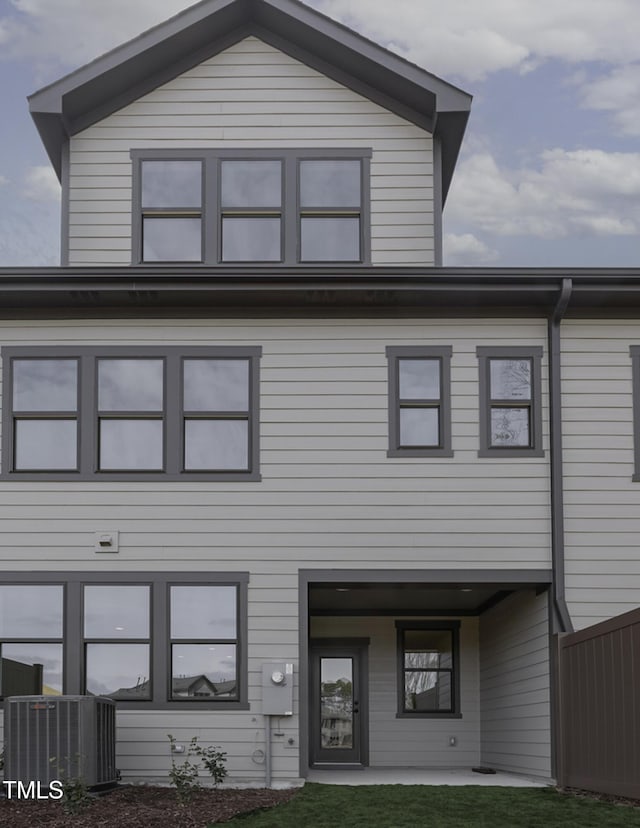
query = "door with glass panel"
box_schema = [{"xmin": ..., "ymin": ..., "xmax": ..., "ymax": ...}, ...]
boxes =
[{"xmin": 309, "ymin": 642, "xmax": 368, "ymax": 766}]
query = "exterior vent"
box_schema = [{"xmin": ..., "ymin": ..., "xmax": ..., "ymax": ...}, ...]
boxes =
[{"xmin": 4, "ymin": 695, "xmax": 118, "ymax": 788}]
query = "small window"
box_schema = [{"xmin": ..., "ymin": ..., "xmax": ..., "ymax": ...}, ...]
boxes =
[
  {"xmin": 396, "ymin": 621, "xmax": 460, "ymax": 717},
  {"xmin": 83, "ymin": 585, "xmax": 151, "ymax": 700},
  {"xmin": 141, "ymin": 160, "xmax": 203, "ymax": 262},
  {"xmin": 220, "ymin": 160, "xmax": 282, "ymax": 262},
  {"xmin": 170, "ymin": 585, "xmax": 238, "ymax": 700},
  {"xmin": 131, "ymin": 149, "xmax": 371, "ymax": 265},
  {"xmin": 2, "ymin": 347, "xmax": 261, "ymax": 481},
  {"xmin": 477, "ymin": 346, "xmax": 544, "ymax": 457},
  {"xmin": 299, "ymin": 160, "xmax": 363, "ymax": 262},
  {"xmin": 0, "ymin": 585, "xmax": 64, "ymax": 697},
  {"xmin": 386, "ymin": 346, "xmax": 453, "ymax": 457},
  {"xmin": 631, "ymin": 346, "xmax": 640, "ymax": 481}
]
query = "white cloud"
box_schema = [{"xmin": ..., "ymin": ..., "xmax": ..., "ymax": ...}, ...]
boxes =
[
  {"xmin": 580, "ymin": 64, "xmax": 640, "ymax": 136},
  {"xmin": 0, "ymin": 199, "xmax": 60, "ymax": 265},
  {"xmin": 1, "ymin": 0, "xmax": 191, "ymax": 69},
  {"xmin": 2, "ymin": 0, "xmax": 640, "ymax": 82},
  {"xmin": 446, "ymin": 148, "xmax": 640, "ymax": 239},
  {"xmin": 22, "ymin": 166, "xmax": 60, "ymax": 202},
  {"xmin": 444, "ymin": 233, "xmax": 499, "ymax": 265},
  {"xmin": 309, "ymin": 0, "xmax": 640, "ymax": 81}
]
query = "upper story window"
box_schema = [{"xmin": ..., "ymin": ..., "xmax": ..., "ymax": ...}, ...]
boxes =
[
  {"xmin": 131, "ymin": 149, "xmax": 371, "ymax": 266},
  {"xmin": 2, "ymin": 346, "xmax": 261, "ymax": 481},
  {"xmin": 477, "ymin": 346, "xmax": 544, "ymax": 457},
  {"xmin": 386, "ymin": 346, "xmax": 453, "ymax": 457}
]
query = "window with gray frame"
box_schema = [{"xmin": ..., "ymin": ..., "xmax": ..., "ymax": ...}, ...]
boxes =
[
  {"xmin": 1, "ymin": 346, "xmax": 261, "ymax": 481},
  {"xmin": 0, "ymin": 573, "xmax": 248, "ymax": 709},
  {"xmin": 396, "ymin": 621, "xmax": 460, "ymax": 717},
  {"xmin": 386, "ymin": 346, "xmax": 453, "ymax": 457},
  {"xmin": 477, "ymin": 346, "xmax": 544, "ymax": 457},
  {"xmin": 630, "ymin": 346, "xmax": 640, "ymax": 481},
  {"xmin": 131, "ymin": 149, "xmax": 371, "ymax": 265}
]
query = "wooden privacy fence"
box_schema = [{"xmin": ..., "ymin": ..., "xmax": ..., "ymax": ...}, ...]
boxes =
[{"xmin": 556, "ymin": 607, "xmax": 640, "ymax": 798}]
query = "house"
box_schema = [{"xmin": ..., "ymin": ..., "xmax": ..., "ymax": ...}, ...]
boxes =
[{"xmin": 1, "ymin": 0, "xmax": 639, "ymax": 788}]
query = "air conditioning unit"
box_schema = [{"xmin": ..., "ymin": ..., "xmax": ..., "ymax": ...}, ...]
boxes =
[{"xmin": 4, "ymin": 695, "xmax": 118, "ymax": 789}]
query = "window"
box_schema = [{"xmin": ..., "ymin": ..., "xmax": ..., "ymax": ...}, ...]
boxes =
[
  {"xmin": 396, "ymin": 621, "xmax": 460, "ymax": 717},
  {"xmin": 2, "ymin": 346, "xmax": 261, "ymax": 480},
  {"xmin": 631, "ymin": 346, "xmax": 640, "ymax": 482},
  {"xmin": 0, "ymin": 573, "xmax": 248, "ymax": 709},
  {"xmin": 131, "ymin": 149, "xmax": 371, "ymax": 265},
  {"xmin": 477, "ymin": 346, "xmax": 544, "ymax": 457},
  {"xmin": 0, "ymin": 585, "xmax": 64, "ymax": 697},
  {"xmin": 386, "ymin": 346, "xmax": 453, "ymax": 457}
]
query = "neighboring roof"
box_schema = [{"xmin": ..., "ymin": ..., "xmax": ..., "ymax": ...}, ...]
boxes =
[
  {"xmin": 28, "ymin": 0, "xmax": 472, "ymax": 203},
  {"xmin": 0, "ymin": 265, "xmax": 640, "ymax": 314}
]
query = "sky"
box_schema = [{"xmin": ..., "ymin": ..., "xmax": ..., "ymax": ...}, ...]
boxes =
[{"xmin": 0, "ymin": 0, "xmax": 639, "ymax": 268}]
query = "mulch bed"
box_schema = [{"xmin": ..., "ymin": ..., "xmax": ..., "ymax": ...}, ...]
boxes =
[
  {"xmin": 0, "ymin": 784, "xmax": 298, "ymax": 827},
  {"xmin": 559, "ymin": 787, "xmax": 640, "ymax": 809}
]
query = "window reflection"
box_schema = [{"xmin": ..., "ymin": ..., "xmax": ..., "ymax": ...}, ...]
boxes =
[
  {"xmin": 171, "ymin": 644, "xmax": 237, "ymax": 699},
  {"xmin": 141, "ymin": 161, "xmax": 202, "ymax": 208},
  {"xmin": 221, "ymin": 217, "xmax": 281, "ymax": 262},
  {"xmin": 85, "ymin": 644, "xmax": 150, "ymax": 699},
  {"xmin": 99, "ymin": 419, "xmax": 163, "ymax": 470},
  {"xmin": 1, "ymin": 644, "xmax": 63, "ymax": 697},
  {"xmin": 300, "ymin": 217, "xmax": 360, "ymax": 262},
  {"xmin": 171, "ymin": 586, "xmax": 237, "ymax": 639},
  {"xmin": 399, "ymin": 408, "xmax": 439, "ymax": 447},
  {"xmin": 184, "ymin": 359, "xmax": 249, "ymax": 412},
  {"xmin": 13, "ymin": 360, "xmax": 77, "ymax": 412},
  {"xmin": 221, "ymin": 161, "xmax": 282, "ymax": 208},
  {"xmin": 0, "ymin": 585, "xmax": 63, "ymax": 637},
  {"xmin": 143, "ymin": 217, "xmax": 202, "ymax": 262},
  {"xmin": 15, "ymin": 420, "xmax": 77, "ymax": 470},
  {"xmin": 98, "ymin": 360, "xmax": 164, "ymax": 411},
  {"xmin": 84, "ymin": 586, "xmax": 150, "ymax": 638},
  {"xmin": 399, "ymin": 359, "xmax": 440, "ymax": 400},
  {"xmin": 184, "ymin": 419, "xmax": 248, "ymax": 470},
  {"xmin": 299, "ymin": 160, "xmax": 361, "ymax": 207}
]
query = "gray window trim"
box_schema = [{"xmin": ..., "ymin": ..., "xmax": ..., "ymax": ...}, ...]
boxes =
[
  {"xmin": 0, "ymin": 572, "xmax": 249, "ymax": 710},
  {"xmin": 130, "ymin": 148, "xmax": 372, "ymax": 266},
  {"xmin": 630, "ymin": 346, "xmax": 640, "ymax": 482},
  {"xmin": 386, "ymin": 345, "xmax": 453, "ymax": 457},
  {"xmin": 1, "ymin": 345, "xmax": 261, "ymax": 481},
  {"xmin": 395, "ymin": 620, "xmax": 461, "ymax": 719},
  {"xmin": 477, "ymin": 346, "xmax": 544, "ymax": 458}
]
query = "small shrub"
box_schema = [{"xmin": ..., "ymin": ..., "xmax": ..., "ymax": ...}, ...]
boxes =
[
  {"xmin": 195, "ymin": 742, "xmax": 227, "ymax": 787},
  {"xmin": 167, "ymin": 735, "xmax": 228, "ymax": 803},
  {"xmin": 167, "ymin": 735, "xmax": 201, "ymax": 804},
  {"xmin": 49, "ymin": 756, "xmax": 93, "ymax": 815}
]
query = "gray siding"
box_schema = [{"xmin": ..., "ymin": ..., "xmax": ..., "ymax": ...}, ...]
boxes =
[
  {"xmin": 562, "ymin": 320, "xmax": 640, "ymax": 630},
  {"xmin": 479, "ymin": 590, "xmax": 551, "ymax": 778},
  {"xmin": 0, "ymin": 315, "xmax": 550, "ymax": 782},
  {"xmin": 311, "ymin": 616, "xmax": 480, "ymax": 768},
  {"xmin": 67, "ymin": 36, "xmax": 434, "ymax": 267}
]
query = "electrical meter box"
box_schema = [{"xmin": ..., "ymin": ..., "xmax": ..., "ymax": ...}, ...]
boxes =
[{"xmin": 262, "ymin": 662, "xmax": 294, "ymax": 715}]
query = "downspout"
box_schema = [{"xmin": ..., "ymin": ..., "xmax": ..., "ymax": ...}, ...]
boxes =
[{"xmin": 548, "ymin": 278, "xmax": 574, "ymax": 634}]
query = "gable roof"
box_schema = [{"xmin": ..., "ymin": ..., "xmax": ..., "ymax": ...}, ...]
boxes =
[{"xmin": 28, "ymin": 0, "xmax": 471, "ymax": 204}]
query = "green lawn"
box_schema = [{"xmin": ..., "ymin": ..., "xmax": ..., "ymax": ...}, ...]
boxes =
[{"xmin": 224, "ymin": 784, "xmax": 640, "ymax": 828}]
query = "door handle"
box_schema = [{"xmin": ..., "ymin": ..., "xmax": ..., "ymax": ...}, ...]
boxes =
[{"xmin": 353, "ymin": 701, "xmax": 359, "ymax": 714}]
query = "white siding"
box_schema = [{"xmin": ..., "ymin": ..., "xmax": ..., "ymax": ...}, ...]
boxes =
[
  {"xmin": 67, "ymin": 36, "xmax": 434, "ymax": 266},
  {"xmin": 0, "ymin": 315, "xmax": 551, "ymax": 783},
  {"xmin": 479, "ymin": 590, "xmax": 551, "ymax": 779},
  {"xmin": 311, "ymin": 616, "xmax": 480, "ymax": 768},
  {"xmin": 562, "ymin": 319, "xmax": 640, "ymax": 630}
]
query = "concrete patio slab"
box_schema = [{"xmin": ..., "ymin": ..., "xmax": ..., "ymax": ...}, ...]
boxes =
[{"xmin": 307, "ymin": 768, "xmax": 551, "ymax": 787}]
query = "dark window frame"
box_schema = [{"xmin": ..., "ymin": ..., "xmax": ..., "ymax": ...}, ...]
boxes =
[
  {"xmin": 630, "ymin": 346, "xmax": 640, "ymax": 481},
  {"xmin": 386, "ymin": 346, "xmax": 453, "ymax": 457},
  {"xmin": 1, "ymin": 346, "xmax": 261, "ymax": 482},
  {"xmin": 477, "ymin": 346, "xmax": 544, "ymax": 458},
  {"xmin": 395, "ymin": 620, "xmax": 461, "ymax": 718},
  {"xmin": 130, "ymin": 148, "xmax": 372, "ymax": 266},
  {"xmin": 0, "ymin": 572, "xmax": 249, "ymax": 710}
]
